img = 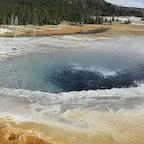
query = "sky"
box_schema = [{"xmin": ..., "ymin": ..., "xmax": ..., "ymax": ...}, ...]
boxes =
[{"xmin": 106, "ymin": 0, "xmax": 144, "ymax": 8}]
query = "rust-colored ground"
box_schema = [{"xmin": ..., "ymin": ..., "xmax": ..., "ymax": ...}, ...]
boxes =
[
  {"xmin": 1, "ymin": 112, "xmax": 144, "ymax": 144},
  {"xmin": 0, "ymin": 118, "xmax": 71, "ymax": 144}
]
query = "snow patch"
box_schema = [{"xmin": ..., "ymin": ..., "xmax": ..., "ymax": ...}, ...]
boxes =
[
  {"xmin": 103, "ymin": 16, "xmax": 144, "ymax": 25},
  {"xmin": 0, "ymin": 28, "xmax": 12, "ymax": 34},
  {"xmin": 0, "ymin": 46, "xmax": 18, "ymax": 54}
]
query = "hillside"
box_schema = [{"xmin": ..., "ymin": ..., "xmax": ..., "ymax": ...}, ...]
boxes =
[
  {"xmin": 128, "ymin": 7, "xmax": 144, "ymax": 12},
  {"xmin": 0, "ymin": 0, "xmax": 143, "ymax": 25}
]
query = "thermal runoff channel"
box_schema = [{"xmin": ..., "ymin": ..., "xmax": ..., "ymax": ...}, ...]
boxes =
[{"xmin": 0, "ymin": 52, "xmax": 144, "ymax": 93}]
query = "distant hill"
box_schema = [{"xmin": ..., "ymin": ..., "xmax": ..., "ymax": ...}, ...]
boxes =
[
  {"xmin": 128, "ymin": 7, "xmax": 144, "ymax": 12},
  {"xmin": 0, "ymin": 0, "xmax": 143, "ymax": 25}
]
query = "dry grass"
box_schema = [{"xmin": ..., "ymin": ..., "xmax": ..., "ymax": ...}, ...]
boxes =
[{"xmin": 0, "ymin": 23, "xmax": 144, "ymax": 37}]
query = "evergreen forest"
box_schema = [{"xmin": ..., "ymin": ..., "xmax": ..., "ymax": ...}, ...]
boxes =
[{"xmin": 0, "ymin": 0, "xmax": 143, "ymax": 25}]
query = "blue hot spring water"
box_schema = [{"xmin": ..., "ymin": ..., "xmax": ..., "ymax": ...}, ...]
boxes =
[{"xmin": 0, "ymin": 52, "xmax": 144, "ymax": 93}]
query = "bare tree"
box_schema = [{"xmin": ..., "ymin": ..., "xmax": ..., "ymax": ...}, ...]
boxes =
[
  {"xmin": 11, "ymin": 14, "xmax": 14, "ymax": 25},
  {"xmin": 32, "ymin": 13, "xmax": 38, "ymax": 37},
  {"xmin": 14, "ymin": 16, "xmax": 18, "ymax": 26},
  {"xmin": 13, "ymin": 16, "xmax": 18, "ymax": 37}
]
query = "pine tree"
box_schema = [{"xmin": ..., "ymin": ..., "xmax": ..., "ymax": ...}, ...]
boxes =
[{"xmin": 0, "ymin": 0, "xmax": 143, "ymax": 25}]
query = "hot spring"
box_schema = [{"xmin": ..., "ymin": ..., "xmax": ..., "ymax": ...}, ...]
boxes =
[{"xmin": 0, "ymin": 51, "xmax": 144, "ymax": 94}]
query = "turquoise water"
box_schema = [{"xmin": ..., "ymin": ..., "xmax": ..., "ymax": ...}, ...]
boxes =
[{"xmin": 0, "ymin": 52, "xmax": 144, "ymax": 93}]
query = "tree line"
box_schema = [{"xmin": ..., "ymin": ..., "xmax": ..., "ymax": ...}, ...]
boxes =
[{"xmin": 0, "ymin": 0, "xmax": 143, "ymax": 25}]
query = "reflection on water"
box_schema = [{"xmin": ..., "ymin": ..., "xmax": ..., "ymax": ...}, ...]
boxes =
[{"xmin": 0, "ymin": 52, "xmax": 144, "ymax": 93}]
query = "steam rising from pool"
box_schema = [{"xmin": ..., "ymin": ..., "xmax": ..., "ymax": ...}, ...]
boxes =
[{"xmin": 0, "ymin": 52, "xmax": 144, "ymax": 93}]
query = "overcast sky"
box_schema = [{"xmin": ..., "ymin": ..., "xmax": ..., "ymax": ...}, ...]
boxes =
[{"xmin": 106, "ymin": 0, "xmax": 144, "ymax": 8}]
